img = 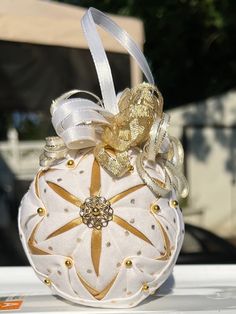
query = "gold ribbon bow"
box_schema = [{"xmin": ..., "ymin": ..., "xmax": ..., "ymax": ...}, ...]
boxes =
[
  {"xmin": 94, "ymin": 82, "xmax": 188, "ymax": 198},
  {"xmin": 94, "ymin": 83, "xmax": 163, "ymax": 177}
]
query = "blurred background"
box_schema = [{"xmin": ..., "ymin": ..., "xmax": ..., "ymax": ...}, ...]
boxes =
[{"xmin": 0, "ymin": 0, "xmax": 236, "ymax": 266}]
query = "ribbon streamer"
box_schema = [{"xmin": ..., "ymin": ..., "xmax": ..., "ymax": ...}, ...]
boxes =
[{"xmin": 136, "ymin": 114, "xmax": 189, "ymax": 198}]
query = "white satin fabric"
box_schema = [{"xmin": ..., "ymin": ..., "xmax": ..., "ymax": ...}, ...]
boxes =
[{"xmin": 19, "ymin": 149, "xmax": 184, "ymax": 308}]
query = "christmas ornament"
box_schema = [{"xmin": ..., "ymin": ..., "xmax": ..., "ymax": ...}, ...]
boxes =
[{"xmin": 19, "ymin": 8, "xmax": 188, "ymax": 308}]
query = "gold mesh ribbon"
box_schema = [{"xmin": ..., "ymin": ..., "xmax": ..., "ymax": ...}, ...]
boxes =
[{"xmin": 95, "ymin": 83, "xmax": 163, "ymax": 177}]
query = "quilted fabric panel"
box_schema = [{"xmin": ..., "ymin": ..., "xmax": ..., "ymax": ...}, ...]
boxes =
[{"xmin": 19, "ymin": 149, "xmax": 184, "ymax": 308}]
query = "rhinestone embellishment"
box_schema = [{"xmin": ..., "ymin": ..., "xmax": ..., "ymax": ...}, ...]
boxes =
[{"xmin": 80, "ymin": 196, "xmax": 113, "ymax": 229}]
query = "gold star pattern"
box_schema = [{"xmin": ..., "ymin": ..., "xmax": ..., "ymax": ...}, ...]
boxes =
[{"xmin": 28, "ymin": 153, "xmax": 172, "ymax": 300}]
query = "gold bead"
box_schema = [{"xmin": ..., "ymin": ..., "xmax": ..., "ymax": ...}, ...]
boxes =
[
  {"xmin": 128, "ymin": 165, "xmax": 134, "ymax": 172},
  {"xmin": 151, "ymin": 203, "xmax": 160, "ymax": 213},
  {"xmin": 44, "ymin": 278, "xmax": 51, "ymax": 286},
  {"xmin": 65, "ymin": 258, "xmax": 73, "ymax": 269},
  {"xmin": 67, "ymin": 159, "xmax": 75, "ymax": 167},
  {"xmin": 92, "ymin": 208, "xmax": 100, "ymax": 216},
  {"xmin": 125, "ymin": 259, "xmax": 133, "ymax": 268},
  {"xmin": 37, "ymin": 207, "xmax": 45, "ymax": 216},
  {"xmin": 169, "ymin": 200, "xmax": 179, "ymax": 208},
  {"xmin": 142, "ymin": 283, "xmax": 149, "ymax": 291}
]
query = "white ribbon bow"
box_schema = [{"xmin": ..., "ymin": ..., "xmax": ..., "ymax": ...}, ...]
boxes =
[
  {"xmin": 51, "ymin": 90, "xmax": 113, "ymax": 150},
  {"xmin": 40, "ymin": 90, "xmax": 113, "ymax": 167}
]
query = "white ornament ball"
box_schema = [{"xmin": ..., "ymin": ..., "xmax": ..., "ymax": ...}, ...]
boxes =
[{"xmin": 18, "ymin": 149, "xmax": 184, "ymax": 308}]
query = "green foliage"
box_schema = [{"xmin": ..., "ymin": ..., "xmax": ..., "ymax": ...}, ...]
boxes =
[{"xmin": 54, "ymin": 0, "xmax": 236, "ymax": 108}]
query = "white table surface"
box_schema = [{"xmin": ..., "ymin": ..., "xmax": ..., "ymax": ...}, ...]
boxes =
[{"xmin": 0, "ymin": 265, "xmax": 236, "ymax": 313}]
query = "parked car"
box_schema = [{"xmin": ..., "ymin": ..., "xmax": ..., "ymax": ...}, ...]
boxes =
[{"xmin": 177, "ymin": 223, "xmax": 236, "ymax": 264}]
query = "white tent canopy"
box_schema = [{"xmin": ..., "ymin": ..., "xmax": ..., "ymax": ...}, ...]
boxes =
[{"xmin": 0, "ymin": 0, "xmax": 144, "ymax": 85}]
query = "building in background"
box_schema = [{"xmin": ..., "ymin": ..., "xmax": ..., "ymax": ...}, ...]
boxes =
[{"xmin": 168, "ymin": 89, "xmax": 236, "ymax": 241}]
